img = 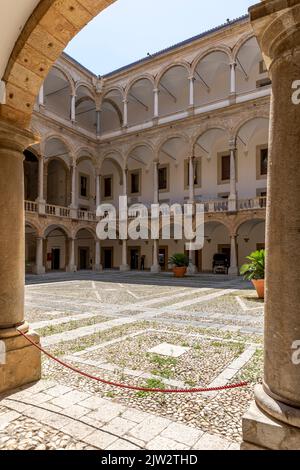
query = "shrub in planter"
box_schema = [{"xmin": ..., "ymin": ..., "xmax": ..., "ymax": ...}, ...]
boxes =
[
  {"xmin": 240, "ymin": 249, "xmax": 265, "ymax": 299},
  {"xmin": 169, "ymin": 253, "xmax": 189, "ymax": 278}
]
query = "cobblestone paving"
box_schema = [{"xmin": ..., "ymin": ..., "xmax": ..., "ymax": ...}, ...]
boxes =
[{"xmin": 0, "ymin": 271, "xmax": 264, "ymax": 450}]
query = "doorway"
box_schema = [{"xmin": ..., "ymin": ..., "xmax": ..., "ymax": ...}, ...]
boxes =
[
  {"xmin": 129, "ymin": 248, "xmax": 140, "ymax": 270},
  {"xmin": 159, "ymin": 247, "xmax": 168, "ymax": 271},
  {"xmin": 195, "ymin": 250, "xmax": 203, "ymax": 272},
  {"xmin": 102, "ymin": 247, "xmax": 113, "ymax": 269},
  {"xmin": 51, "ymin": 248, "xmax": 60, "ymax": 270},
  {"xmin": 79, "ymin": 247, "xmax": 89, "ymax": 270}
]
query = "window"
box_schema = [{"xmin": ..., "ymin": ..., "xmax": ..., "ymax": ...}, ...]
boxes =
[
  {"xmin": 103, "ymin": 176, "xmax": 113, "ymax": 199},
  {"xmin": 80, "ymin": 175, "xmax": 88, "ymax": 198},
  {"xmin": 158, "ymin": 165, "xmax": 168, "ymax": 191},
  {"xmin": 260, "ymin": 148, "xmax": 268, "ymax": 175},
  {"xmin": 256, "ymin": 145, "xmax": 268, "ymax": 179},
  {"xmin": 130, "ymin": 171, "xmax": 140, "ymax": 195},
  {"xmin": 221, "ymin": 155, "xmax": 230, "ymax": 182}
]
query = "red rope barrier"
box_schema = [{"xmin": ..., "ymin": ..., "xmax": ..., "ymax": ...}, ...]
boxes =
[{"xmin": 18, "ymin": 329, "xmax": 248, "ymax": 394}]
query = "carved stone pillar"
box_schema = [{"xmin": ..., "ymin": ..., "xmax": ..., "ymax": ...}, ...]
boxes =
[
  {"xmin": 0, "ymin": 119, "xmax": 41, "ymax": 393},
  {"xmin": 242, "ymin": 0, "xmax": 300, "ymax": 450}
]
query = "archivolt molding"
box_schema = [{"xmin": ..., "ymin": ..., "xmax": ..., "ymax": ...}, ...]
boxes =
[
  {"xmin": 191, "ymin": 46, "xmax": 232, "ymax": 74},
  {"xmin": 155, "ymin": 60, "xmax": 191, "ymax": 87},
  {"xmin": 125, "ymin": 74, "xmax": 155, "ymax": 98}
]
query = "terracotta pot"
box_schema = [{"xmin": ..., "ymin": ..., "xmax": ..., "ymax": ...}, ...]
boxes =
[
  {"xmin": 252, "ymin": 279, "xmax": 265, "ymax": 299},
  {"xmin": 173, "ymin": 267, "xmax": 187, "ymax": 278}
]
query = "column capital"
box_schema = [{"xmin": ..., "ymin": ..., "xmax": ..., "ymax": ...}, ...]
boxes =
[
  {"xmin": 0, "ymin": 119, "xmax": 38, "ymax": 153},
  {"xmin": 250, "ymin": 0, "xmax": 300, "ymax": 71}
]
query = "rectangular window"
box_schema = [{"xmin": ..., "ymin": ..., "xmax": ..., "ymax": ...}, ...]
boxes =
[
  {"xmin": 158, "ymin": 166, "xmax": 168, "ymax": 191},
  {"xmin": 221, "ymin": 155, "xmax": 230, "ymax": 182},
  {"xmin": 104, "ymin": 177, "xmax": 112, "ymax": 199},
  {"xmin": 260, "ymin": 148, "xmax": 268, "ymax": 175},
  {"xmin": 80, "ymin": 175, "xmax": 88, "ymax": 198},
  {"xmin": 130, "ymin": 172, "xmax": 140, "ymax": 194}
]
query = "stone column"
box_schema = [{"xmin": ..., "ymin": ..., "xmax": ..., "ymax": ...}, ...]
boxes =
[
  {"xmin": 123, "ymin": 168, "xmax": 128, "ymax": 197},
  {"xmin": 38, "ymin": 85, "xmax": 44, "ymax": 108},
  {"xmin": 230, "ymin": 62, "xmax": 237, "ymax": 95},
  {"xmin": 36, "ymin": 157, "xmax": 46, "ymax": 215},
  {"xmin": 189, "ymin": 76, "xmax": 195, "ymax": 108},
  {"xmin": 153, "ymin": 88, "xmax": 159, "ymax": 119},
  {"xmin": 71, "ymin": 94, "xmax": 76, "ymax": 122},
  {"xmin": 120, "ymin": 239, "xmax": 130, "ymax": 272},
  {"xmin": 96, "ymin": 110, "xmax": 101, "ymax": 136},
  {"xmin": 34, "ymin": 237, "xmax": 45, "ymax": 275},
  {"xmin": 94, "ymin": 240, "xmax": 102, "ymax": 272},
  {"xmin": 228, "ymin": 234, "xmax": 238, "ymax": 276},
  {"xmin": 67, "ymin": 238, "xmax": 76, "ymax": 272},
  {"xmin": 70, "ymin": 163, "xmax": 78, "ymax": 218},
  {"xmin": 188, "ymin": 156, "xmax": 195, "ymax": 204},
  {"xmin": 123, "ymin": 99, "xmax": 128, "ymax": 128},
  {"xmin": 0, "ymin": 119, "xmax": 41, "ymax": 393},
  {"xmin": 242, "ymin": 0, "xmax": 300, "ymax": 450},
  {"xmin": 151, "ymin": 239, "xmax": 161, "ymax": 273},
  {"xmin": 228, "ymin": 141, "xmax": 237, "ymax": 211},
  {"xmin": 95, "ymin": 173, "xmax": 101, "ymax": 209},
  {"xmin": 153, "ymin": 161, "xmax": 159, "ymax": 204}
]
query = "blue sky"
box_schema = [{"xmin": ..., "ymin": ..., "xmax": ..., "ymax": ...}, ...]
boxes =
[{"xmin": 65, "ymin": 0, "xmax": 255, "ymax": 76}]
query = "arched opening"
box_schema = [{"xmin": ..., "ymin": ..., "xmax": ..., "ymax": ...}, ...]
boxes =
[
  {"xmin": 236, "ymin": 37, "xmax": 270, "ymax": 95},
  {"xmin": 45, "ymin": 138, "xmax": 71, "ymax": 207},
  {"xmin": 194, "ymin": 51, "xmax": 231, "ymax": 107},
  {"xmin": 127, "ymin": 144, "xmax": 154, "ymax": 204},
  {"xmin": 45, "ymin": 226, "xmax": 69, "ymax": 271},
  {"xmin": 202, "ymin": 221, "xmax": 231, "ymax": 273},
  {"xmin": 75, "ymin": 228, "xmax": 95, "ymax": 271},
  {"xmin": 127, "ymin": 78, "xmax": 154, "ymax": 126},
  {"xmin": 236, "ymin": 117, "xmax": 269, "ymax": 200},
  {"xmin": 237, "ymin": 219, "xmax": 266, "ymax": 269},
  {"xmin": 44, "ymin": 67, "xmax": 72, "ymax": 120},
  {"xmin": 194, "ymin": 128, "xmax": 230, "ymax": 201},
  {"xmin": 101, "ymin": 89, "xmax": 123, "ymax": 133},
  {"xmin": 75, "ymin": 86, "xmax": 97, "ymax": 133},
  {"xmin": 158, "ymin": 136, "xmax": 188, "ymax": 202},
  {"xmin": 100, "ymin": 152, "xmax": 124, "ymax": 205},
  {"xmin": 24, "ymin": 149, "xmax": 39, "ymax": 202},
  {"xmin": 76, "ymin": 156, "xmax": 96, "ymax": 211},
  {"xmin": 158, "ymin": 65, "xmax": 189, "ymax": 117},
  {"xmin": 25, "ymin": 224, "xmax": 38, "ymax": 274}
]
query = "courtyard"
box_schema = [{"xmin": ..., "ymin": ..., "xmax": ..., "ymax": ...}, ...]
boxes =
[{"xmin": 0, "ymin": 272, "xmax": 263, "ymax": 450}]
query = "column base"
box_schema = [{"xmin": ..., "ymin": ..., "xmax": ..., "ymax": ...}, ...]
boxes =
[
  {"xmin": 228, "ymin": 198, "xmax": 237, "ymax": 212},
  {"xmin": 67, "ymin": 265, "xmax": 77, "ymax": 273},
  {"xmin": 69, "ymin": 208, "xmax": 78, "ymax": 219},
  {"xmin": 187, "ymin": 264, "xmax": 197, "ymax": 275},
  {"xmin": 151, "ymin": 265, "xmax": 161, "ymax": 273},
  {"xmin": 33, "ymin": 265, "xmax": 45, "ymax": 275},
  {"xmin": 120, "ymin": 264, "xmax": 130, "ymax": 272},
  {"xmin": 36, "ymin": 199, "xmax": 46, "ymax": 215},
  {"xmin": 228, "ymin": 266, "xmax": 239, "ymax": 275},
  {"xmin": 242, "ymin": 385, "xmax": 300, "ymax": 450},
  {"xmin": 0, "ymin": 323, "xmax": 41, "ymax": 394},
  {"xmin": 94, "ymin": 264, "xmax": 103, "ymax": 272}
]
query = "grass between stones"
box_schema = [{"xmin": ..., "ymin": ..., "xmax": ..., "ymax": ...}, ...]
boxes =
[{"xmin": 36, "ymin": 315, "xmax": 109, "ymax": 337}]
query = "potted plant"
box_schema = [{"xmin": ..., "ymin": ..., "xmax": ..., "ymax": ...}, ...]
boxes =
[
  {"xmin": 240, "ymin": 249, "xmax": 265, "ymax": 299},
  {"xmin": 169, "ymin": 253, "xmax": 189, "ymax": 278}
]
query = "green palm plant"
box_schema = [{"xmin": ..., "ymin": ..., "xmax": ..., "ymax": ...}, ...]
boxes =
[
  {"xmin": 169, "ymin": 253, "xmax": 189, "ymax": 267},
  {"xmin": 240, "ymin": 249, "xmax": 265, "ymax": 280}
]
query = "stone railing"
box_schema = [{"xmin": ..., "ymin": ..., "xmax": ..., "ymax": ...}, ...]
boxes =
[
  {"xmin": 25, "ymin": 196, "xmax": 266, "ymax": 221},
  {"xmin": 238, "ymin": 197, "xmax": 267, "ymax": 211},
  {"xmin": 24, "ymin": 201, "xmax": 38, "ymax": 213}
]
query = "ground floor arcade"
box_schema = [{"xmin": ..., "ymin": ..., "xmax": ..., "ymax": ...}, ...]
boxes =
[{"xmin": 25, "ymin": 217, "xmax": 265, "ymax": 274}]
